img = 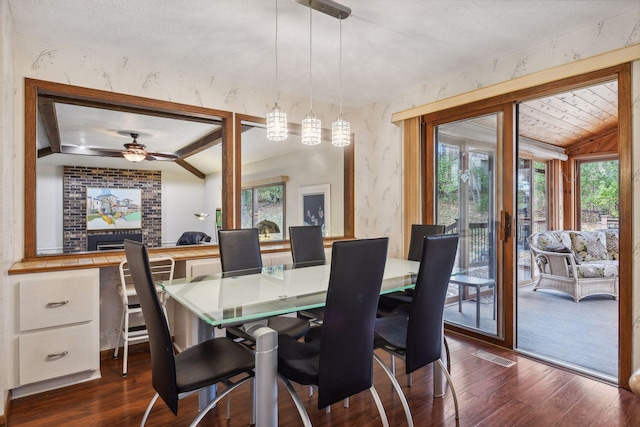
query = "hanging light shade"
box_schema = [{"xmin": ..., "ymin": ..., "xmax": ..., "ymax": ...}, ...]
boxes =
[
  {"xmin": 331, "ymin": 115, "xmax": 351, "ymax": 147},
  {"xmin": 267, "ymin": 102, "xmax": 287, "ymax": 141},
  {"xmin": 301, "ymin": 6, "xmax": 322, "ymax": 145},
  {"xmin": 266, "ymin": 0, "xmax": 287, "ymax": 141},
  {"xmin": 302, "ymin": 112, "xmax": 322, "ymax": 145},
  {"xmin": 331, "ymin": 15, "xmax": 350, "ymax": 147}
]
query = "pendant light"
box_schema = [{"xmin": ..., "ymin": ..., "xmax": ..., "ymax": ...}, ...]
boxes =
[
  {"xmin": 266, "ymin": 0, "xmax": 287, "ymax": 141},
  {"xmin": 331, "ymin": 14, "xmax": 350, "ymax": 147},
  {"xmin": 301, "ymin": 6, "xmax": 321, "ymax": 145}
]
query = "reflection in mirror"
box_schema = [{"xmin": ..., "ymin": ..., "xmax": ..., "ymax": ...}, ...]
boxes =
[
  {"xmin": 238, "ymin": 116, "xmax": 348, "ymax": 242},
  {"xmin": 28, "ymin": 79, "xmax": 229, "ymax": 256}
]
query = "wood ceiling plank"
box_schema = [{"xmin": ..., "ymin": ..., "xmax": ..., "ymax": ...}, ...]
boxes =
[{"xmin": 38, "ymin": 97, "xmax": 61, "ymax": 154}]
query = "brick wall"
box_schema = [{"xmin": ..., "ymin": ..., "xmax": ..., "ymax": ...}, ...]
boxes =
[{"xmin": 63, "ymin": 166, "xmax": 162, "ymax": 252}]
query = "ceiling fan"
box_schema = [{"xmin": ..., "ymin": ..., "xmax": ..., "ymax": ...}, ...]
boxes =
[{"xmin": 122, "ymin": 133, "xmax": 178, "ymax": 162}]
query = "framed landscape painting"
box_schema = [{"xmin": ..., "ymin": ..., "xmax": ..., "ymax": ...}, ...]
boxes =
[{"xmin": 86, "ymin": 188, "xmax": 142, "ymax": 230}]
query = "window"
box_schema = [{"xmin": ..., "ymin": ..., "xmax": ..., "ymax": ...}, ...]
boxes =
[
  {"xmin": 577, "ymin": 159, "xmax": 619, "ymax": 231},
  {"xmin": 241, "ymin": 182, "xmax": 286, "ymax": 241}
]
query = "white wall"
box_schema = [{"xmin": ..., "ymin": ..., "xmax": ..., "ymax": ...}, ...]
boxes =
[
  {"xmin": 0, "ymin": 0, "xmax": 15, "ymax": 416},
  {"xmin": 35, "ymin": 164, "xmax": 63, "ymax": 254},
  {"xmin": 161, "ymin": 170, "xmax": 212, "ymax": 245}
]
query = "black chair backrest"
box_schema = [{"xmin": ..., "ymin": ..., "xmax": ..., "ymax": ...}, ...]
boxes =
[
  {"xmin": 318, "ymin": 237, "xmax": 389, "ymax": 409},
  {"xmin": 289, "ymin": 225, "xmax": 326, "ymax": 264},
  {"xmin": 407, "ymin": 224, "xmax": 446, "ymax": 261},
  {"xmin": 176, "ymin": 231, "xmax": 211, "ymax": 246},
  {"xmin": 123, "ymin": 240, "xmax": 179, "ymax": 414},
  {"xmin": 218, "ymin": 229, "xmax": 263, "ymax": 273},
  {"xmin": 406, "ymin": 234, "xmax": 459, "ymax": 374}
]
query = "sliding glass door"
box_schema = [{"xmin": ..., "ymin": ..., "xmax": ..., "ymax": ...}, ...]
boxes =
[{"xmin": 435, "ymin": 112, "xmax": 502, "ymax": 336}]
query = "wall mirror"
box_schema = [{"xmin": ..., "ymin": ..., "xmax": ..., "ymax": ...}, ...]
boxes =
[
  {"xmin": 25, "ymin": 79, "xmax": 232, "ymax": 258},
  {"xmin": 235, "ymin": 114, "xmax": 354, "ymax": 242}
]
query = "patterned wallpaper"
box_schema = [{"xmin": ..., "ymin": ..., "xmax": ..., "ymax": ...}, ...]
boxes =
[{"xmin": 7, "ymin": 9, "xmax": 640, "ymax": 362}]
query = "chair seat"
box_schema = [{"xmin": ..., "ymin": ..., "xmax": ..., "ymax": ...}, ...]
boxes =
[
  {"xmin": 175, "ymin": 337, "xmax": 255, "ymax": 394},
  {"xmin": 267, "ymin": 316, "xmax": 309, "ymax": 339},
  {"xmin": 277, "ymin": 334, "xmax": 320, "ymax": 386},
  {"xmin": 374, "ymin": 314, "xmax": 409, "ymax": 350}
]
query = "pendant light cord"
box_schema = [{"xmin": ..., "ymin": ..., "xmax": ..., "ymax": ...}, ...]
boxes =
[
  {"xmin": 309, "ymin": 6, "xmax": 313, "ymax": 112},
  {"xmin": 275, "ymin": 0, "xmax": 279, "ymax": 102},
  {"xmin": 339, "ymin": 15, "xmax": 343, "ymax": 116}
]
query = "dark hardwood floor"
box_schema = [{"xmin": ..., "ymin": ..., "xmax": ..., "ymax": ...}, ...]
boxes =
[{"xmin": 8, "ymin": 334, "xmax": 640, "ymax": 426}]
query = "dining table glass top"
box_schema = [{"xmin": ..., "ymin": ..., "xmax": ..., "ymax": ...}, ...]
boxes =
[{"xmin": 160, "ymin": 257, "xmax": 420, "ymax": 327}]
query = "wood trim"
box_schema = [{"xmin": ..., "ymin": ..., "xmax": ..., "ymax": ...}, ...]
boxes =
[
  {"xmin": 23, "ymin": 78, "xmax": 233, "ymax": 260},
  {"xmin": 501, "ymin": 103, "xmax": 516, "ymax": 348},
  {"xmin": 617, "ymin": 62, "xmax": 632, "ymax": 389},
  {"xmin": 343, "ymin": 137, "xmax": 355, "ymax": 237},
  {"xmin": 403, "ymin": 117, "xmax": 422, "ymax": 257},
  {"xmin": 423, "ymin": 121, "xmax": 435, "ymax": 224},
  {"xmin": 392, "ymin": 45, "xmax": 640, "ymax": 122}
]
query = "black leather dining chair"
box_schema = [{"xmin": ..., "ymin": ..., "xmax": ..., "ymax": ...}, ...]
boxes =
[
  {"xmin": 374, "ymin": 234, "xmax": 460, "ymax": 422},
  {"xmin": 289, "ymin": 225, "xmax": 326, "ymax": 265},
  {"xmin": 123, "ymin": 240, "xmax": 255, "ymax": 426},
  {"xmin": 377, "ymin": 223, "xmax": 446, "ymax": 315},
  {"xmin": 289, "ymin": 225, "xmax": 327, "ymax": 322},
  {"xmin": 277, "ymin": 238, "xmax": 390, "ymax": 426},
  {"xmin": 218, "ymin": 228, "xmax": 310, "ymax": 339}
]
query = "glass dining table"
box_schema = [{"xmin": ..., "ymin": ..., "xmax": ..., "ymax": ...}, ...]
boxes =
[{"xmin": 161, "ymin": 257, "xmax": 447, "ymax": 426}]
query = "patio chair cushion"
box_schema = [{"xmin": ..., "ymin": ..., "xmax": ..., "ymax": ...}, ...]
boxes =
[{"xmin": 570, "ymin": 261, "xmax": 619, "ymax": 279}]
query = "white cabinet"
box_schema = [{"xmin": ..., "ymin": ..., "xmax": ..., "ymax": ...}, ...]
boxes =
[{"xmin": 11, "ymin": 269, "xmax": 100, "ymax": 397}]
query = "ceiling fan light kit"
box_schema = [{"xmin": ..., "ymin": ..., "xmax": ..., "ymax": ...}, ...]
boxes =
[{"xmin": 122, "ymin": 133, "xmax": 147, "ymax": 162}]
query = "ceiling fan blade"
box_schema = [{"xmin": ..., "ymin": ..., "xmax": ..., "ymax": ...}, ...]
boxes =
[{"xmin": 146, "ymin": 151, "xmax": 179, "ymax": 161}]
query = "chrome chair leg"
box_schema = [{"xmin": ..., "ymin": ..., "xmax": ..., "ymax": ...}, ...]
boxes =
[
  {"xmin": 278, "ymin": 375, "xmax": 312, "ymax": 427},
  {"xmin": 190, "ymin": 376, "xmax": 254, "ymax": 427},
  {"xmin": 140, "ymin": 393, "xmax": 159, "ymax": 427},
  {"xmin": 436, "ymin": 358, "xmax": 459, "ymax": 420},
  {"xmin": 369, "ymin": 385, "xmax": 389, "ymax": 427},
  {"xmin": 373, "ymin": 353, "xmax": 414, "ymax": 427}
]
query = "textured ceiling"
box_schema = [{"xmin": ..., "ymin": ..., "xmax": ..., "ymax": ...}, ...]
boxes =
[{"xmin": 9, "ymin": 0, "xmax": 639, "ymax": 108}]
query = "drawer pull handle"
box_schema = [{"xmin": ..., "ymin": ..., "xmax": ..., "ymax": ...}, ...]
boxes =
[
  {"xmin": 46, "ymin": 351, "xmax": 69, "ymax": 359},
  {"xmin": 46, "ymin": 300, "xmax": 69, "ymax": 308}
]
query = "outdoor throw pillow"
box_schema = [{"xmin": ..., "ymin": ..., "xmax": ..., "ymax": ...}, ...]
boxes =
[{"xmin": 569, "ymin": 231, "xmax": 608, "ymax": 263}]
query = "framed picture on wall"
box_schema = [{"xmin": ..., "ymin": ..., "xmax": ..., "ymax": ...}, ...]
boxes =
[
  {"xmin": 299, "ymin": 184, "xmax": 330, "ymax": 236},
  {"xmin": 86, "ymin": 187, "xmax": 142, "ymax": 230}
]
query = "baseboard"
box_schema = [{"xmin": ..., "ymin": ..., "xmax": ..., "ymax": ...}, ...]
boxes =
[{"xmin": 101, "ymin": 341, "xmax": 150, "ymax": 361}]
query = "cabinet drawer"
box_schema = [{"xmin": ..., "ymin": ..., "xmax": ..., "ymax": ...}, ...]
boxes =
[
  {"xmin": 19, "ymin": 276, "xmax": 94, "ymax": 331},
  {"xmin": 19, "ymin": 323, "xmax": 98, "ymax": 385}
]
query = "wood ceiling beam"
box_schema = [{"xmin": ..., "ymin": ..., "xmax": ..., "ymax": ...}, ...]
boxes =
[
  {"xmin": 37, "ymin": 97, "xmax": 61, "ymax": 156},
  {"xmin": 175, "ymin": 159, "xmax": 205, "ymax": 179},
  {"xmin": 175, "ymin": 128, "xmax": 223, "ymax": 159}
]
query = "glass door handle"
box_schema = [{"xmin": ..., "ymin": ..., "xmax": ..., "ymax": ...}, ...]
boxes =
[{"xmin": 500, "ymin": 211, "xmax": 512, "ymax": 241}]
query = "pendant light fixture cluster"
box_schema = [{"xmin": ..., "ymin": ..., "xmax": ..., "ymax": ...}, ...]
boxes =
[{"xmin": 267, "ymin": 0, "xmax": 351, "ymax": 147}]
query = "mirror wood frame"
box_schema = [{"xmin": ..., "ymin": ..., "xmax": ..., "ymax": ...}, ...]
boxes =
[
  {"xmin": 234, "ymin": 114, "xmax": 355, "ymax": 241},
  {"xmin": 23, "ymin": 78, "xmax": 234, "ymax": 260}
]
